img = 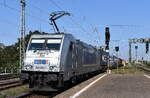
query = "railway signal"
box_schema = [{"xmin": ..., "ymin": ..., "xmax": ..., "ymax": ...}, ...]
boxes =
[
  {"xmin": 129, "ymin": 38, "xmax": 150, "ymax": 63},
  {"xmin": 115, "ymin": 46, "xmax": 119, "ymax": 72},
  {"xmin": 115, "ymin": 46, "xmax": 119, "ymax": 52},
  {"xmin": 135, "ymin": 46, "xmax": 138, "ymax": 49},
  {"xmin": 146, "ymin": 42, "xmax": 149, "ymax": 53},
  {"xmin": 105, "ymin": 27, "xmax": 110, "ymax": 50},
  {"xmin": 135, "ymin": 46, "xmax": 138, "ymax": 64}
]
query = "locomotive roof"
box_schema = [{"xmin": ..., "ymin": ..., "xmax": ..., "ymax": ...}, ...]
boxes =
[
  {"xmin": 30, "ymin": 33, "xmax": 98, "ymax": 51},
  {"xmin": 30, "ymin": 33, "xmax": 73, "ymax": 39}
]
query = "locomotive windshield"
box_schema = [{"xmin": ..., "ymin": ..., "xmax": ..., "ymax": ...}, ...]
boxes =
[{"xmin": 28, "ymin": 38, "xmax": 61, "ymax": 50}]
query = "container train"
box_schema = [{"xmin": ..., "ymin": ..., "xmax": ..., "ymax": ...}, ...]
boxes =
[{"xmin": 21, "ymin": 33, "xmax": 122, "ymax": 91}]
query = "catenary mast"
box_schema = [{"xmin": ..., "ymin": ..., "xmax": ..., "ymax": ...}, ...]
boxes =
[{"xmin": 20, "ymin": 0, "xmax": 26, "ymax": 70}]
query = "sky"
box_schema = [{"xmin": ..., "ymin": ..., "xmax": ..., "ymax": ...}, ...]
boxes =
[{"xmin": 0, "ymin": 0, "xmax": 150, "ymax": 61}]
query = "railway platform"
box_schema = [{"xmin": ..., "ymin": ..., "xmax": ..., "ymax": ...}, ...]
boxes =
[{"xmin": 55, "ymin": 74, "xmax": 150, "ymax": 98}]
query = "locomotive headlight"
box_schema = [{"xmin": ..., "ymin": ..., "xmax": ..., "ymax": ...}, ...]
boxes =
[
  {"xmin": 24, "ymin": 64, "xmax": 33, "ymax": 70},
  {"xmin": 23, "ymin": 58, "xmax": 33, "ymax": 71},
  {"xmin": 49, "ymin": 66, "xmax": 59, "ymax": 72},
  {"xmin": 49, "ymin": 66, "xmax": 56, "ymax": 70}
]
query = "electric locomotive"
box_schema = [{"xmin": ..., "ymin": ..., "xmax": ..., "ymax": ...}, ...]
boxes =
[{"xmin": 22, "ymin": 33, "xmax": 103, "ymax": 91}]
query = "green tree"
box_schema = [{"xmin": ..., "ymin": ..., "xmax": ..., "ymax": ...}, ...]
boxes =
[{"xmin": 0, "ymin": 30, "xmax": 47, "ymax": 73}]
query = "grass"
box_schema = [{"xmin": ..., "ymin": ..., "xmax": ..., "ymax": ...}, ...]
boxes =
[
  {"xmin": 112, "ymin": 65, "xmax": 144, "ymax": 74},
  {"xmin": 0, "ymin": 94, "xmax": 5, "ymax": 98},
  {"xmin": 0, "ymin": 85, "xmax": 29, "ymax": 98}
]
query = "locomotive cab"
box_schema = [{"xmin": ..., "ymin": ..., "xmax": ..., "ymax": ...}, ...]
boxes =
[{"xmin": 23, "ymin": 37, "xmax": 62, "ymax": 72}]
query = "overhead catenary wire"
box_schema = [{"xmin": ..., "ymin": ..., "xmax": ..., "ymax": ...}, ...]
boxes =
[
  {"xmin": 48, "ymin": 0, "xmax": 62, "ymax": 11},
  {"xmin": 47, "ymin": 0, "xmax": 104, "ymax": 43},
  {"xmin": 0, "ymin": 2, "xmax": 48, "ymax": 24},
  {"xmin": 0, "ymin": 1, "xmax": 44, "ymax": 42},
  {"xmin": 47, "ymin": 0, "xmax": 97, "ymax": 43},
  {"xmin": 90, "ymin": 24, "xmax": 101, "ymax": 43},
  {"xmin": 26, "ymin": 2, "xmax": 47, "ymax": 32},
  {"xmin": 27, "ymin": 1, "xmax": 50, "ymax": 15},
  {"xmin": 0, "ymin": 0, "xmax": 53, "ymax": 34},
  {"xmin": 27, "ymin": 0, "xmax": 78, "ymax": 34},
  {"xmin": 47, "ymin": 0, "xmax": 85, "ymax": 31}
]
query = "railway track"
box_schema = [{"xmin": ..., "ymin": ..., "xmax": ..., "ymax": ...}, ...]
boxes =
[
  {"xmin": 0, "ymin": 79, "xmax": 24, "ymax": 91},
  {"xmin": 15, "ymin": 91, "xmax": 58, "ymax": 98},
  {"xmin": 0, "ymin": 78, "xmax": 20, "ymax": 85},
  {"xmin": 15, "ymin": 72, "xmax": 102, "ymax": 98},
  {"xmin": 0, "ymin": 73, "xmax": 19, "ymax": 80},
  {"xmin": 15, "ymin": 91, "xmax": 33, "ymax": 98},
  {"xmin": 137, "ymin": 65, "xmax": 150, "ymax": 74}
]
